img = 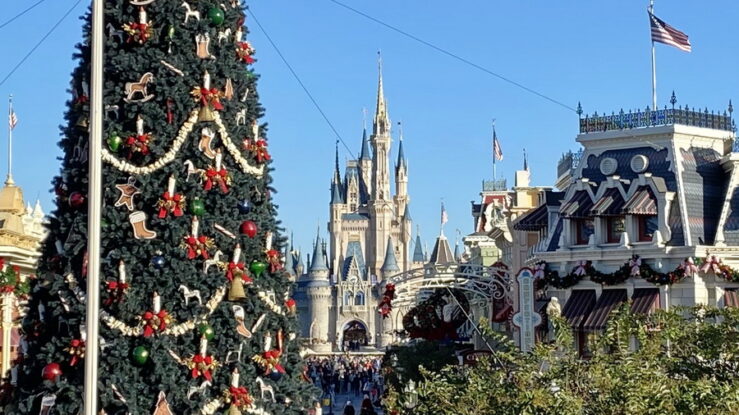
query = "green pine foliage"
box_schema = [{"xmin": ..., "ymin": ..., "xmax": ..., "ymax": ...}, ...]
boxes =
[
  {"xmin": 385, "ymin": 308, "xmax": 739, "ymax": 415},
  {"xmin": 5, "ymin": 1, "xmax": 315, "ymax": 413}
]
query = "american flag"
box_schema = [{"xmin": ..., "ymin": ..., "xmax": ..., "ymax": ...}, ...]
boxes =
[
  {"xmin": 441, "ymin": 202, "xmax": 448, "ymax": 226},
  {"xmin": 649, "ymin": 12, "xmax": 691, "ymax": 52},
  {"xmin": 493, "ymin": 130, "xmax": 503, "ymax": 161},
  {"xmin": 8, "ymin": 109, "xmax": 17, "ymax": 131}
]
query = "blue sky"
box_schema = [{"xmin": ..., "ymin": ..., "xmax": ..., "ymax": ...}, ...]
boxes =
[{"xmin": 2, "ymin": 1, "xmax": 738, "ymax": 262}]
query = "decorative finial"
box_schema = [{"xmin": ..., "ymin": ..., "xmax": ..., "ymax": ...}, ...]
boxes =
[
  {"xmin": 523, "ymin": 148, "xmax": 528, "ymax": 171},
  {"xmin": 397, "ymin": 121, "xmax": 403, "ymax": 141},
  {"xmin": 670, "ymin": 91, "xmax": 677, "ymax": 108},
  {"xmin": 377, "ymin": 50, "xmax": 382, "ymax": 73},
  {"xmin": 729, "ymin": 99, "xmax": 733, "ymax": 116},
  {"xmin": 362, "ymin": 108, "xmax": 367, "ymax": 130},
  {"xmin": 576, "ymin": 101, "xmax": 583, "ymax": 118}
]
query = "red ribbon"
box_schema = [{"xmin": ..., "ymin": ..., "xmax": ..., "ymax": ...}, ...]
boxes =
[
  {"xmin": 262, "ymin": 350, "xmax": 285, "ymax": 374},
  {"xmin": 204, "ymin": 168, "xmax": 229, "ymax": 193},
  {"xmin": 68, "ymin": 339, "xmax": 85, "ymax": 366},
  {"xmin": 158, "ymin": 191, "xmax": 184, "ymax": 218},
  {"xmin": 266, "ymin": 249, "xmax": 282, "ymax": 273},
  {"xmin": 229, "ymin": 386, "xmax": 253, "ymax": 407},
  {"xmin": 126, "ymin": 134, "xmax": 151, "ymax": 157},
  {"xmin": 185, "ymin": 236, "xmax": 211, "ymax": 260},
  {"xmin": 104, "ymin": 281, "xmax": 130, "ymax": 306},
  {"xmin": 191, "ymin": 354, "xmax": 214, "ymax": 381},
  {"xmin": 142, "ymin": 310, "xmax": 169, "ymax": 337},
  {"xmin": 126, "ymin": 22, "xmax": 150, "ymax": 43},
  {"xmin": 75, "ymin": 95, "xmax": 89, "ymax": 106},
  {"xmin": 199, "ymin": 88, "xmax": 224, "ymax": 111},
  {"xmin": 226, "ymin": 262, "xmax": 252, "ymax": 284}
]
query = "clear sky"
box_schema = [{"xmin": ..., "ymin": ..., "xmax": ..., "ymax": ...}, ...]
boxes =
[{"xmin": 2, "ymin": 1, "xmax": 738, "ymax": 263}]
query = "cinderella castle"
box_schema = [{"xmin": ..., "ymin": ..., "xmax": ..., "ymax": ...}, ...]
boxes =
[{"xmin": 289, "ymin": 62, "xmax": 455, "ymax": 353}]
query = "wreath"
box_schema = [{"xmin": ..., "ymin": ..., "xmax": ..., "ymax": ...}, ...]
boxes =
[{"xmin": 0, "ymin": 260, "xmax": 29, "ymax": 298}]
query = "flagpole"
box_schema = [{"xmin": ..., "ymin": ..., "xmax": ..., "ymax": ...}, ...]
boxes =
[
  {"xmin": 492, "ymin": 120, "xmax": 496, "ymax": 182},
  {"xmin": 7, "ymin": 95, "xmax": 13, "ymax": 184},
  {"xmin": 84, "ymin": 0, "xmax": 105, "ymax": 413},
  {"xmin": 650, "ymin": 0, "xmax": 657, "ymax": 109}
]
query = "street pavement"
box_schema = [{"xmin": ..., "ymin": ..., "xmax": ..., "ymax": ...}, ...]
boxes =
[{"xmin": 322, "ymin": 391, "xmax": 383, "ymax": 414}]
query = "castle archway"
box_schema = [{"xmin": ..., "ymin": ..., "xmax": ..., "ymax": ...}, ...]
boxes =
[{"xmin": 340, "ymin": 320, "xmax": 368, "ymax": 351}]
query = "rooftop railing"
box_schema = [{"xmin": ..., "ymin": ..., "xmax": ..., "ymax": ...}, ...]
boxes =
[{"xmin": 578, "ymin": 104, "xmax": 735, "ymax": 134}]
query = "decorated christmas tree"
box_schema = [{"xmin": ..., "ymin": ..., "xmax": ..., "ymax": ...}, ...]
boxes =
[{"xmin": 5, "ymin": 1, "xmax": 315, "ymax": 413}]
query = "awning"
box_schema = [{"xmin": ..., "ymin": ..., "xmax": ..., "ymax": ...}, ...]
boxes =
[
  {"xmin": 560, "ymin": 191, "xmax": 594, "ymax": 219},
  {"xmin": 583, "ymin": 289, "xmax": 627, "ymax": 332},
  {"xmin": 631, "ymin": 288, "xmax": 660, "ymax": 314},
  {"xmin": 514, "ymin": 204, "xmax": 548, "ymax": 231},
  {"xmin": 590, "ymin": 188, "xmax": 626, "ymax": 217},
  {"xmin": 562, "ymin": 290, "xmax": 596, "ymax": 330},
  {"xmin": 623, "ymin": 186, "xmax": 657, "ymax": 215},
  {"xmin": 725, "ymin": 289, "xmax": 739, "ymax": 307}
]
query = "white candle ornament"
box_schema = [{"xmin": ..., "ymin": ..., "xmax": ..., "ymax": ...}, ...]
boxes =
[
  {"xmin": 203, "ymin": 71, "xmax": 211, "ymax": 89},
  {"xmin": 192, "ymin": 217, "xmax": 200, "ymax": 238},
  {"xmin": 199, "ymin": 336, "xmax": 208, "ymax": 355},
  {"xmin": 233, "ymin": 244, "xmax": 242, "ymax": 263},
  {"xmin": 215, "ymin": 150, "xmax": 222, "ymax": 170},
  {"xmin": 118, "ymin": 260, "xmax": 126, "ymax": 284},
  {"xmin": 153, "ymin": 292, "xmax": 161, "ymax": 313},
  {"xmin": 167, "ymin": 175, "xmax": 176, "ymax": 194},
  {"xmin": 265, "ymin": 231, "xmax": 273, "ymax": 251},
  {"xmin": 231, "ymin": 368, "xmax": 240, "ymax": 387},
  {"xmin": 139, "ymin": 7, "xmax": 147, "ymax": 24},
  {"xmin": 136, "ymin": 115, "xmax": 144, "ymax": 135}
]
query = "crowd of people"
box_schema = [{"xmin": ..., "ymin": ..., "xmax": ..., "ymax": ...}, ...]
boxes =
[{"xmin": 306, "ymin": 355, "xmax": 385, "ymax": 415}]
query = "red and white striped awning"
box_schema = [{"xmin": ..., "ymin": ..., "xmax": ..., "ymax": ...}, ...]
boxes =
[
  {"xmin": 622, "ymin": 187, "xmax": 657, "ymax": 215},
  {"xmin": 560, "ymin": 191, "xmax": 594, "ymax": 219}
]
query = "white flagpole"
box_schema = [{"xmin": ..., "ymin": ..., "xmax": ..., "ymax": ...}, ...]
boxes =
[
  {"xmin": 84, "ymin": 0, "xmax": 105, "ymax": 413},
  {"xmin": 650, "ymin": 0, "xmax": 657, "ymax": 109},
  {"xmin": 492, "ymin": 120, "xmax": 496, "ymax": 182},
  {"xmin": 7, "ymin": 95, "xmax": 13, "ymax": 184}
]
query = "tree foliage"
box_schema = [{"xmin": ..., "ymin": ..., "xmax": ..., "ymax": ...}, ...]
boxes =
[{"xmin": 385, "ymin": 306, "xmax": 739, "ymax": 415}]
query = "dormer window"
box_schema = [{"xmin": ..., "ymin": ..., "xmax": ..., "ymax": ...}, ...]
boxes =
[
  {"xmin": 575, "ymin": 219, "xmax": 594, "ymax": 245},
  {"xmin": 606, "ymin": 216, "xmax": 625, "ymax": 243},
  {"xmin": 637, "ymin": 215, "xmax": 658, "ymax": 242}
]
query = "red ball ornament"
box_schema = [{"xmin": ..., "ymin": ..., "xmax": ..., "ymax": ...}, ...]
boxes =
[
  {"xmin": 240, "ymin": 220, "xmax": 257, "ymax": 238},
  {"xmin": 42, "ymin": 363, "xmax": 62, "ymax": 381},
  {"xmin": 68, "ymin": 192, "xmax": 85, "ymax": 208}
]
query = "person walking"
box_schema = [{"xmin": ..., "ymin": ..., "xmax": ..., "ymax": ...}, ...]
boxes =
[
  {"xmin": 360, "ymin": 395, "xmax": 376, "ymax": 415},
  {"xmin": 343, "ymin": 400, "xmax": 355, "ymax": 415}
]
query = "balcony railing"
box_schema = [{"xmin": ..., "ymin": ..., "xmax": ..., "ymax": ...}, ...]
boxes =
[
  {"xmin": 557, "ymin": 149, "xmax": 582, "ymax": 178},
  {"xmin": 579, "ymin": 106, "xmax": 734, "ymax": 134},
  {"xmin": 482, "ymin": 179, "xmax": 507, "ymax": 192}
]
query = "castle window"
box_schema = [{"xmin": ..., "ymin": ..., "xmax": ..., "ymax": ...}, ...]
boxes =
[
  {"xmin": 355, "ymin": 291, "xmax": 365, "ymax": 306},
  {"xmin": 606, "ymin": 216, "xmax": 625, "ymax": 243},
  {"xmin": 637, "ymin": 215, "xmax": 658, "ymax": 242},
  {"xmin": 575, "ymin": 219, "xmax": 594, "ymax": 245},
  {"xmin": 344, "ymin": 291, "xmax": 354, "ymax": 306}
]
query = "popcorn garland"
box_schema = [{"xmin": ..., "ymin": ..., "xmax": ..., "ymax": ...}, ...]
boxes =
[
  {"xmin": 200, "ymin": 399, "xmax": 272, "ymax": 415},
  {"xmin": 66, "ymin": 273, "xmax": 227, "ymax": 337},
  {"xmin": 101, "ymin": 108, "xmax": 265, "ymax": 177},
  {"xmin": 256, "ymin": 290, "xmax": 285, "ymax": 315}
]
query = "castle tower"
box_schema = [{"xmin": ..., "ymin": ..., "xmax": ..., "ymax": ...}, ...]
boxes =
[
  {"xmin": 304, "ymin": 230, "xmax": 332, "ymax": 352},
  {"xmin": 394, "ymin": 123, "xmax": 409, "ymax": 215},
  {"xmin": 358, "ymin": 127, "xmax": 372, "ymax": 199},
  {"xmin": 329, "ymin": 142, "xmax": 346, "ymax": 275},
  {"xmin": 412, "ymin": 226, "xmax": 426, "ymax": 267}
]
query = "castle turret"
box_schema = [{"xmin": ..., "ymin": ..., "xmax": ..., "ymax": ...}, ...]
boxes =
[
  {"xmin": 394, "ymin": 125, "xmax": 409, "ymax": 213},
  {"xmin": 412, "ymin": 227, "xmax": 425, "ymax": 266},
  {"xmin": 358, "ymin": 128, "xmax": 372, "ymax": 199},
  {"xmin": 284, "ymin": 233, "xmax": 296, "ymax": 279},
  {"xmin": 303, "ymin": 230, "xmax": 332, "ymax": 352},
  {"xmin": 380, "ymin": 236, "xmax": 400, "ymax": 277}
]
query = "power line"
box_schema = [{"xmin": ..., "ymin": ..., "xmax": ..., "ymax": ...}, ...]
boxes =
[
  {"xmin": 0, "ymin": 0, "xmax": 83, "ymax": 88},
  {"xmin": 328, "ymin": 0, "xmax": 576, "ymax": 113},
  {"xmin": 0, "ymin": 0, "xmax": 48, "ymax": 31},
  {"xmin": 247, "ymin": 7, "xmax": 357, "ymax": 159}
]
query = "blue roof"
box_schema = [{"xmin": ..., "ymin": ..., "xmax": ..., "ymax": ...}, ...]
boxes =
[
  {"xmin": 359, "ymin": 128, "xmax": 371, "ymax": 160},
  {"xmin": 381, "ymin": 237, "xmax": 400, "ymax": 273},
  {"xmin": 341, "ymin": 213, "xmax": 370, "ymax": 221},
  {"xmin": 403, "ymin": 204, "xmax": 412, "ymax": 221},
  {"xmin": 284, "ymin": 235, "xmax": 295, "ymax": 275},
  {"xmin": 309, "ymin": 232, "xmax": 328, "ymax": 272},
  {"xmin": 412, "ymin": 233, "xmax": 425, "ymax": 262},
  {"xmin": 679, "ymin": 147, "xmax": 726, "ymax": 245},
  {"xmin": 331, "ymin": 181, "xmax": 344, "ymax": 204},
  {"xmin": 342, "ymin": 241, "xmax": 366, "ymax": 280},
  {"xmin": 454, "ymin": 242, "xmax": 462, "ymax": 262},
  {"xmin": 396, "ymin": 138, "xmax": 407, "ymax": 173}
]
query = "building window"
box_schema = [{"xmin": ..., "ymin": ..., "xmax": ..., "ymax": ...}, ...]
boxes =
[
  {"xmin": 575, "ymin": 219, "xmax": 594, "ymax": 245},
  {"xmin": 606, "ymin": 216, "xmax": 625, "ymax": 243},
  {"xmin": 344, "ymin": 291, "xmax": 354, "ymax": 306},
  {"xmin": 354, "ymin": 291, "xmax": 365, "ymax": 306},
  {"xmin": 638, "ymin": 216, "xmax": 658, "ymax": 242}
]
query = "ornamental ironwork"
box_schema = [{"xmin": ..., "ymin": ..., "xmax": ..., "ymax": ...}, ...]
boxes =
[
  {"xmin": 579, "ymin": 106, "xmax": 734, "ymax": 134},
  {"xmin": 482, "ymin": 179, "xmax": 507, "ymax": 192}
]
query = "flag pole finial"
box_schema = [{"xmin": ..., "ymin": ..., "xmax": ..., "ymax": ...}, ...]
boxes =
[{"xmin": 6, "ymin": 94, "xmax": 15, "ymax": 185}]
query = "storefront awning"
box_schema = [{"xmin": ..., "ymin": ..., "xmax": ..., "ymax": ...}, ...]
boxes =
[
  {"xmin": 513, "ymin": 204, "xmax": 548, "ymax": 231},
  {"xmin": 583, "ymin": 289, "xmax": 627, "ymax": 332},
  {"xmin": 725, "ymin": 289, "xmax": 739, "ymax": 308},
  {"xmin": 590, "ymin": 188, "xmax": 626, "ymax": 217},
  {"xmin": 631, "ymin": 288, "xmax": 660, "ymax": 314},
  {"xmin": 562, "ymin": 290, "xmax": 596, "ymax": 330},
  {"xmin": 560, "ymin": 191, "xmax": 595, "ymax": 219},
  {"xmin": 622, "ymin": 186, "xmax": 657, "ymax": 215}
]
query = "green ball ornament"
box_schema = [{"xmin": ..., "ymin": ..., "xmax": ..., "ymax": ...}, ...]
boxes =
[
  {"xmin": 198, "ymin": 323, "xmax": 215, "ymax": 341},
  {"xmin": 132, "ymin": 346, "xmax": 149, "ymax": 365},
  {"xmin": 208, "ymin": 7, "xmax": 225, "ymax": 25},
  {"xmin": 107, "ymin": 133, "xmax": 122, "ymax": 152},
  {"xmin": 250, "ymin": 260, "xmax": 267, "ymax": 277},
  {"xmin": 190, "ymin": 198, "xmax": 206, "ymax": 216}
]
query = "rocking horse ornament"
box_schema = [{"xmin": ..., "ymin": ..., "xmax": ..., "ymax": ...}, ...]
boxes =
[{"xmin": 124, "ymin": 72, "xmax": 155, "ymax": 102}]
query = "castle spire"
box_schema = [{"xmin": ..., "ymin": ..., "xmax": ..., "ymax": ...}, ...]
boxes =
[
  {"xmin": 309, "ymin": 227, "xmax": 328, "ymax": 273},
  {"xmin": 396, "ymin": 121, "xmax": 407, "ymax": 173},
  {"xmin": 412, "ymin": 225, "xmax": 425, "ymax": 263},
  {"xmin": 380, "ymin": 237, "xmax": 400, "ymax": 274},
  {"xmin": 523, "ymin": 148, "xmax": 529, "ymax": 171},
  {"xmin": 373, "ymin": 51, "xmax": 390, "ymax": 136},
  {"xmin": 359, "ymin": 126, "xmax": 371, "ymax": 160},
  {"xmin": 284, "ymin": 231, "xmax": 296, "ymax": 276},
  {"xmin": 333, "ymin": 140, "xmax": 341, "ymax": 185}
]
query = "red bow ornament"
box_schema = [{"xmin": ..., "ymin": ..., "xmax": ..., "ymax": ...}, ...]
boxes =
[
  {"xmin": 123, "ymin": 22, "xmax": 153, "ymax": 44},
  {"xmin": 252, "ymin": 350, "xmax": 285, "ymax": 375},
  {"xmin": 224, "ymin": 386, "xmax": 253, "ymax": 409},
  {"xmin": 203, "ymin": 167, "xmax": 231, "ymax": 194},
  {"xmin": 285, "ymin": 298, "xmax": 297, "ymax": 315},
  {"xmin": 188, "ymin": 353, "xmax": 218, "ymax": 381},
  {"xmin": 156, "ymin": 191, "xmax": 185, "ymax": 218},
  {"xmin": 377, "ymin": 284, "xmax": 396, "ymax": 319},
  {"xmin": 191, "ymin": 87, "xmax": 225, "ymax": 111},
  {"xmin": 65, "ymin": 339, "xmax": 86, "ymax": 366},
  {"xmin": 104, "ymin": 280, "xmax": 130, "ymax": 306},
  {"xmin": 183, "ymin": 235, "xmax": 214, "ymax": 260},
  {"xmin": 236, "ymin": 41, "xmax": 255, "ymax": 64},
  {"xmin": 141, "ymin": 310, "xmax": 171, "ymax": 337},
  {"xmin": 266, "ymin": 249, "xmax": 283, "ymax": 273},
  {"xmin": 225, "ymin": 261, "xmax": 253, "ymax": 284},
  {"xmin": 125, "ymin": 133, "xmax": 152, "ymax": 158},
  {"xmin": 244, "ymin": 138, "xmax": 271, "ymax": 163}
]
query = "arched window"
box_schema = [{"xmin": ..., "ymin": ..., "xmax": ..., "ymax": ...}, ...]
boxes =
[
  {"xmin": 354, "ymin": 291, "xmax": 365, "ymax": 306},
  {"xmin": 344, "ymin": 291, "xmax": 354, "ymax": 306}
]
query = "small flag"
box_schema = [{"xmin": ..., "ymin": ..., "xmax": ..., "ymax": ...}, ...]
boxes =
[
  {"xmin": 649, "ymin": 12, "xmax": 691, "ymax": 52},
  {"xmin": 441, "ymin": 203, "xmax": 448, "ymax": 226},
  {"xmin": 8, "ymin": 110, "xmax": 17, "ymax": 131},
  {"xmin": 493, "ymin": 130, "xmax": 503, "ymax": 161}
]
